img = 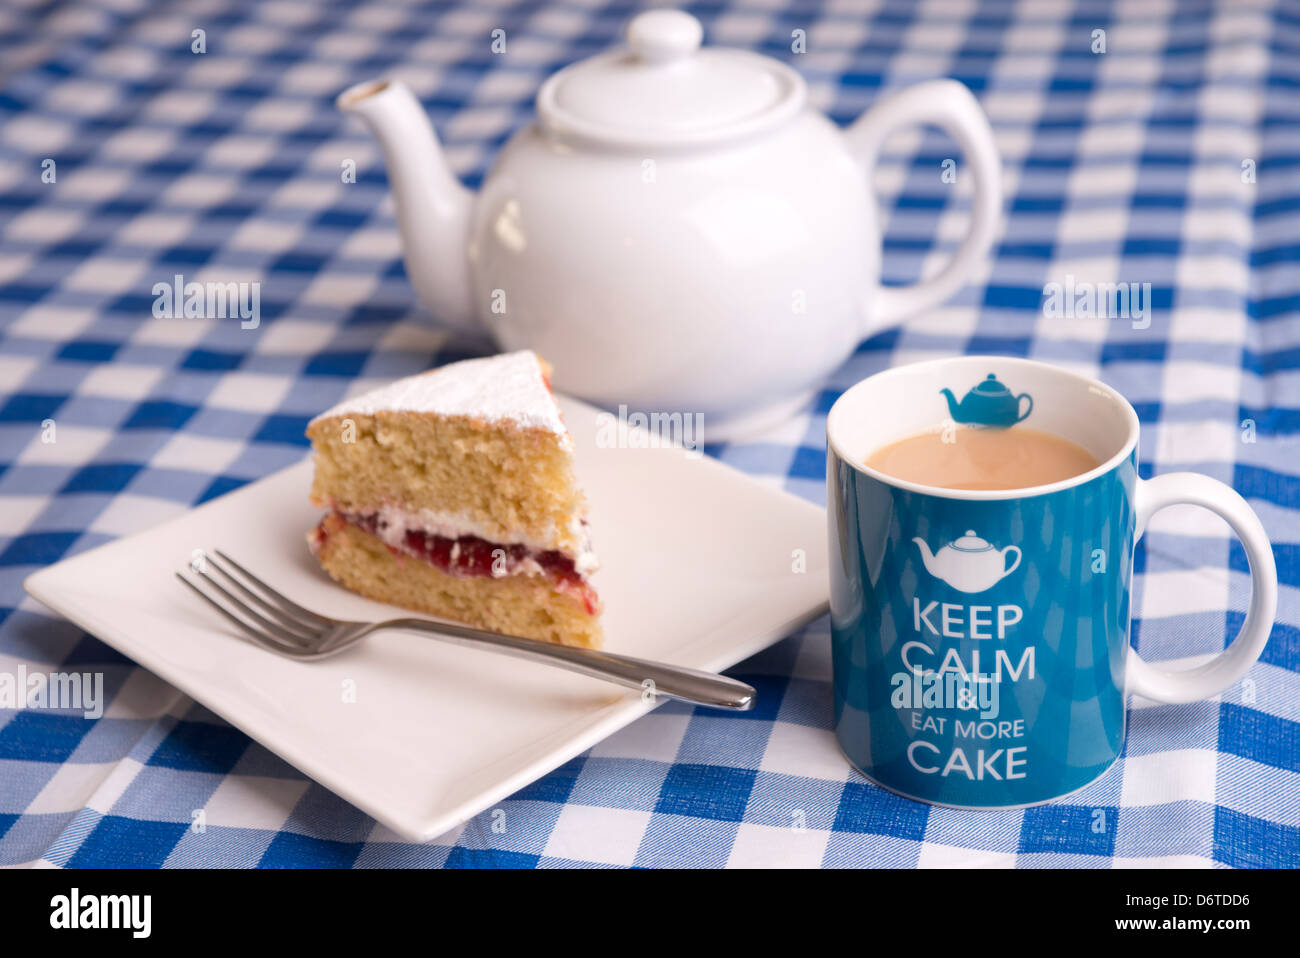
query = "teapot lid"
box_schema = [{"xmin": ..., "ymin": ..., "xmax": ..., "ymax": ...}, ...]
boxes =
[
  {"xmin": 970, "ymin": 373, "xmax": 1012, "ymax": 398},
  {"xmin": 950, "ymin": 531, "xmax": 993, "ymax": 552},
  {"xmin": 536, "ymin": 10, "xmax": 805, "ymax": 149}
]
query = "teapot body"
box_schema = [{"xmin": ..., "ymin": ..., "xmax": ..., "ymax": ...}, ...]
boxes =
[
  {"xmin": 338, "ymin": 8, "xmax": 1002, "ymax": 440},
  {"xmin": 468, "ymin": 111, "xmax": 877, "ymax": 436}
]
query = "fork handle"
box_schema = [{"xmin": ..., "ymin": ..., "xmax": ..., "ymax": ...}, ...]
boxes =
[{"xmin": 385, "ymin": 618, "xmax": 756, "ymax": 710}]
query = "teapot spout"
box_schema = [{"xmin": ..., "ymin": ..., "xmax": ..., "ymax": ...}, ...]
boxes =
[
  {"xmin": 912, "ymin": 537, "xmax": 941, "ymax": 576},
  {"xmin": 939, "ymin": 388, "xmax": 961, "ymax": 420},
  {"xmin": 337, "ymin": 79, "xmax": 478, "ymax": 332}
]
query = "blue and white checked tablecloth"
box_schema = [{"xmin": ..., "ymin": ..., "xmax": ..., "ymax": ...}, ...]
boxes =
[{"xmin": 1, "ymin": 0, "xmax": 1298, "ymax": 868}]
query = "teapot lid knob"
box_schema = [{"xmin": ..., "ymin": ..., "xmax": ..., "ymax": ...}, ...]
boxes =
[{"xmin": 627, "ymin": 10, "xmax": 703, "ymax": 64}]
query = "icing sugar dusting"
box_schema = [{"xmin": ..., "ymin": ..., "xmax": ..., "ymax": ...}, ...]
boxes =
[{"xmin": 310, "ymin": 350, "xmax": 568, "ymax": 436}]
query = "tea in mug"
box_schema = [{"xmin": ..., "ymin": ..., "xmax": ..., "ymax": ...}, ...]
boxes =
[{"xmin": 865, "ymin": 426, "xmax": 1100, "ymax": 491}]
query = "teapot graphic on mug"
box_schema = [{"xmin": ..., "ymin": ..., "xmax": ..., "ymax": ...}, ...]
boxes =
[
  {"xmin": 940, "ymin": 374, "xmax": 1032, "ymax": 428},
  {"xmin": 913, "ymin": 530, "xmax": 1021, "ymax": 593}
]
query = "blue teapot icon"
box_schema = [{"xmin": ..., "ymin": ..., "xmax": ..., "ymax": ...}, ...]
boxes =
[{"xmin": 940, "ymin": 373, "xmax": 1032, "ymax": 428}]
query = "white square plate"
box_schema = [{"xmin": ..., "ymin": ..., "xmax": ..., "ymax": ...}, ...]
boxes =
[{"xmin": 24, "ymin": 397, "xmax": 829, "ymax": 841}]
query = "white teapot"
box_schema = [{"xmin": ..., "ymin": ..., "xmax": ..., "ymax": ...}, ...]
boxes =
[{"xmin": 338, "ymin": 9, "xmax": 1001, "ymax": 438}]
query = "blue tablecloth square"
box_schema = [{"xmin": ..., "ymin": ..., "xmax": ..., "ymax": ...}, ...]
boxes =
[
  {"xmin": 654, "ymin": 764, "xmax": 758, "ymax": 822},
  {"xmin": 1019, "ymin": 804, "xmax": 1118, "ymax": 858},
  {"xmin": 67, "ymin": 815, "xmax": 190, "ymax": 868},
  {"xmin": 147, "ymin": 720, "xmax": 252, "ymax": 776}
]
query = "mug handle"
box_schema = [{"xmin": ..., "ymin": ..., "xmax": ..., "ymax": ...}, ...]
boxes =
[
  {"xmin": 1128, "ymin": 473, "xmax": 1277, "ymax": 704},
  {"xmin": 845, "ymin": 79, "xmax": 1003, "ymax": 330}
]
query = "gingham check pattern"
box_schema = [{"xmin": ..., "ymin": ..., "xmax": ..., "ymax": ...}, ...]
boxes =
[{"xmin": 1, "ymin": 0, "xmax": 1297, "ymax": 868}]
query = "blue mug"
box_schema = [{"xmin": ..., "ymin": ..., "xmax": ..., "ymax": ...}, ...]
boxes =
[{"xmin": 826, "ymin": 357, "xmax": 1277, "ymax": 807}]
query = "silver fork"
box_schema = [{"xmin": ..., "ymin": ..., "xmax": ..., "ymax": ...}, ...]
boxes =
[{"xmin": 176, "ymin": 549, "xmax": 755, "ymax": 710}]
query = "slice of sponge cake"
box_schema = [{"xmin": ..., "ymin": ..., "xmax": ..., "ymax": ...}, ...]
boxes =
[{"xmin": 306, "ymin": 351, "xmax": 602, "ymax": 648}]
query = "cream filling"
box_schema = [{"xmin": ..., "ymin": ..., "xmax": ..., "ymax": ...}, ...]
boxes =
[{"xmin": 367, "ymin": 503, "xmax": 599, "ymax": 578}]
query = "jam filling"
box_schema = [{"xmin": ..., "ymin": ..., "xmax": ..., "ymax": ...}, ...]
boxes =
[{"xmin": 319, "ymin": 510, "xmax": 598, "ymax": 615}]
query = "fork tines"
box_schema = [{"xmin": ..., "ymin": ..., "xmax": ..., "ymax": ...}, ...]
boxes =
[{"xmin": 176, "ymin": 550, "xmax": 333, "ymax": 656}]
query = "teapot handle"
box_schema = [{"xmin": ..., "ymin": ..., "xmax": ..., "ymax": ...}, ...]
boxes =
[
  {"xmin": 846, "ymin": 79, "xmax": 1002, "ymax": 330},
  {"xmin": 1016, "ymin": 393, "xmax": 1033, "ymax": 421}
]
